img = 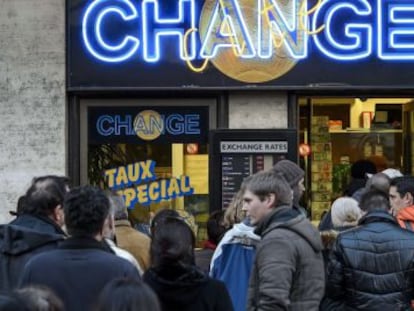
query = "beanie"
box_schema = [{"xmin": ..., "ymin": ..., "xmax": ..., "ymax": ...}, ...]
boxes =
[
  {"xmin": 350, "ymin": 160, "xmax": 376, "ymax": 179},
  {"xmin": 273, "ymin": 160, "xmax": 304, "ymax": 187},
  {"xmin": 331, "ymin": 197, "xmax": 361, "ymax": 228}
]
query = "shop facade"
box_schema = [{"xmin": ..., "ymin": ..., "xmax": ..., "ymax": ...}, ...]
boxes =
[
  {"xmin": 65, "ymin": 0, "xmax": 414, "ymax": 241},
  {"xmin": 2, "ymin": 0, "xmax": 414, "ymax": 234}
]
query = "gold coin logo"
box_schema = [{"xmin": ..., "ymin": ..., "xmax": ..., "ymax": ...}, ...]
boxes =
[
  {"xmin": 134, "ymin": 110, "xmax": 164, "ymax": 141},
  {"xmin": 198, "ymin": 0, "xmax": 302, "ymax": 83}
]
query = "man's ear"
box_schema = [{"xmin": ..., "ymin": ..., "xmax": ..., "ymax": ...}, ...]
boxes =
[
  {"xmin": 266, "ymin": 193, "xmax": 276, "ymax": 208},
  {"xmin": 404, "ymin": 192, "xmax": 414, "ymax": 206},
  {"xmin": 52, "ymin": 205, "xmax": 62, "ymax": 223}
]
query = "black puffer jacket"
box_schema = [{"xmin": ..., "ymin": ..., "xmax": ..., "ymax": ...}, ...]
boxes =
[
  {"xmin": 0, "ymin": 214, "xmax": 65, "ymax": 291},
  {"xmin": 322, "ymin": 210, "xmax": 414, "ymax": 311}
]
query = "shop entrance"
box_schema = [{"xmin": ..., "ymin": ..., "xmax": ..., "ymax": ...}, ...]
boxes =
[{"xmin": 299, "ymin": 96, "xmax": 414, "ymax": 221}]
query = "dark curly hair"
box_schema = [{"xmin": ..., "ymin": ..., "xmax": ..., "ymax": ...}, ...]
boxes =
[
  {"xmin": 64, "ymin": 185, "xmax": 110, "ymax": 237},
  {"xmin": 23, "ymin": 175, "xmax": 70, "ymax": 217}
]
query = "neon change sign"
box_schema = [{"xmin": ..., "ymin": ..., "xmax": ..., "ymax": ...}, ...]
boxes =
[{"xmin": 81, "ymin": 0, "xmax": 414, "ymax": 83}]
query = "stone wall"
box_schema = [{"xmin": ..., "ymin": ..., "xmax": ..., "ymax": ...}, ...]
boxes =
[
  {"xmin": 229, "ymin": 92, "xmax": 288, "ymax": 128},
  {"xmin": 0, "ymin": 0, "xmax": 66, "ymax": 223}
]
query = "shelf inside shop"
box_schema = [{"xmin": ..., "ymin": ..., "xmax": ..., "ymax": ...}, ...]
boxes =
[{"xmin": 329, "ymin": 128, "xmax": 403, "ymax": 134}]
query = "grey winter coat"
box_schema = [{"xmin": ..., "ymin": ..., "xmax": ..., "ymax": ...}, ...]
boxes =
[{"xmin": 247, "ymin": 206, "xmax": 325, "ymax": 311}]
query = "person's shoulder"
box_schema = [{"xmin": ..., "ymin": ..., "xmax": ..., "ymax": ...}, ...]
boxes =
[
  {"xmin": 118, "ymin": 225, "xmax": 150, "ymax": 241},
  {"xmin": 24, "ymin": 248, "xmax": 62, "ymax": 269}
]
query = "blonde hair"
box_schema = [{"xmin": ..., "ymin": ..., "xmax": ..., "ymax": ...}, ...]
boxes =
[{"xmin": 223, "ymin": 190, "xmax": 245, "ymax": 229}]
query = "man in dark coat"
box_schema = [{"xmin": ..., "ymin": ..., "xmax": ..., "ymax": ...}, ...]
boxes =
[
  {"xmin": 0, "ymin": 175, "xmax": 69, "ymax": 291},
  {"xmin": 322, "ymin": 190, "xmax": 414, "ymax": 310},
  {"xmin": 242, "ymin": 170, "xmax": 325, "ymax": 311},
  {"xmin": 19, "ymin": 185, "xmax": 140, "ymax": 311}
]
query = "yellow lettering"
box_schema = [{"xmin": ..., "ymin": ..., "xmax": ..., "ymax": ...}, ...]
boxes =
[
  {"xmin": 127, "ymin": 163, "xmax": 140, "ymax": 183},
  {"xmin": 104, "ymin": 168, "xmax": 117, "ymax": 188},
  {"xmin": 180, "ymin": 176, "xmax": 193, "ymax": 194},
  {"xmin": 115, "ymin": 166, "xmax": 128, "ymax": 186},
  {"xmin": 123, "ymin": 188, "xmax": 136, "ymax": 208},
  {"xmin": 149, "ymin": 181, "xmax": 160, "ymax": 202},
  {"xmin": 168, "ymin": 178, "xmax": 180, "ymax": 197},
  {"xmin": 137, "ymin": 184, "xmax": 149, "ymax": 204},
  {"xmin": 141, "ymin": 160, "xmax": 155, "ymax": 180}
]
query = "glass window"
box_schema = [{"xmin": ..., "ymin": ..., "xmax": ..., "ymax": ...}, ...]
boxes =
[
  {"xmin": 299, "ymin": 97, "xmax": 412, "ymax": 221},
  {"xmin": 80, "ymin": 99, "xmax": 216, "ymax": 245}
]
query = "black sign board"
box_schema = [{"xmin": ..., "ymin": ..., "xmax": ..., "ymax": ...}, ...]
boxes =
[
  {"xmin": 68, "ymin": 0, "xmax": 414, "ymax": 90},
  {"xmin": 209, "ymin": 129, "xmax": 297, "ymax": 212},
  {"xmin": 88, "ymin": 106, "xmax": 209, "ymax": 144}
]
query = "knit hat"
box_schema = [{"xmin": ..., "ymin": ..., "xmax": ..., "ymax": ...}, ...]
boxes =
[
  {"xmin": 331, "ymin": 197, "xmax": 361, "ymax": 228},
  {"xmin": 272, "ymin": 160, "xmax": 305, "ymax": 187}
]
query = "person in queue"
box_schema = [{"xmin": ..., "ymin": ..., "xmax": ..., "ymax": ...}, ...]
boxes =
[
  {"xmin": 210, "ymin": 189, "xmax": 260, "ymax": 311},
  {"xmin": 389, "ymin": 176, "xmax": 414, "ymax": 230},
  {"xmin": 272, "ymin": 159, "xmax": 307, "ymax": 216},
  {"xmin": 242, "ymin": 170, "xmax": 325, "ymax": 310},
  {"xmin": 143, "ymin": 216, "xmax": 234, "ymax": 311},
  {"xmin": 19, "ymin": 185, "xmax": 140, "ymax": 311},
  {"xmin": 0, "ymin": 175, "xmax": 69, "ymax": 291},
  {"xmin": 109, "ymin": 193, "xmax": 150, "ymax": 272},
  {"xmin": 321, "ymin": 190, "xmax": 414, "ymax": 310}
]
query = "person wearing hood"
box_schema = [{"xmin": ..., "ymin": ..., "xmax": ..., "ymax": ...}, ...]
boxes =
[
  {"xmin": 0, "ymin": 175, "xmax": 69, "ymax": 291},
  {"xmin": 389, "ymin": 176, "xmax": 414, "ymax": 230},
  {"xmin": 143, "ymin": 216, "xmax": 233, "ymax": 311},
  {"xmin": 210, "ymin": 189, "xmax": 260, "ymax": 311},
  {"xmin": 321, "ymin": 190, "xmax": 414, "ymax": 310},
  {"xmin": 242, "ymin": 170, "xmax": 325, "ymax": 311}
]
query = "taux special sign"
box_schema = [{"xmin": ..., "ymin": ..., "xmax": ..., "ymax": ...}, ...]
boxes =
[{"xmin": 68, "ymin": 0, "xmax": 414, "ymax": 89}]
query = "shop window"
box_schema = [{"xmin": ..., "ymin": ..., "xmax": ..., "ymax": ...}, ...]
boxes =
[
  {"xmin": 299, "ymin": 97, "xmax": 412, "ymax": 221},
  {"xmin": 80, "ymin": 99, "xmax": 216, "ymax": 245}
]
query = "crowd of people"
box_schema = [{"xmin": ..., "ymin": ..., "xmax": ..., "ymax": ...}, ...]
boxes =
[{"xmin": 1, "ymin": 159, "xmax": 414, "ymax": 310}]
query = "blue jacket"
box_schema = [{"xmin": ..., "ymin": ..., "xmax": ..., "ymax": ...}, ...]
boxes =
[
  {"xmin": 210, "ymin": 221, "xmax": 260, "ymax": 311},
  {"xmin": 0, "ymin": 214, "xmax": 65, "ymax": 291},
  {"xmin": 19, "ymin": 237, "xmax": 140, "ymax": 311}
]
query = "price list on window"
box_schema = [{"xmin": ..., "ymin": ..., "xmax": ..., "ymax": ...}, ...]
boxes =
[{"xmin": 221, "ymin": 155, "xmax": 251, "ymax": 209}]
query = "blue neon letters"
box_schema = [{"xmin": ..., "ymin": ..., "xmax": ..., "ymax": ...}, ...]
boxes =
[
  {"xmin": 96, "ymin": 113, "xmax": 201, "ymax": 136},
  {"xmin": 82, "ymin": 0, "xmax": 414, "ymax": 63}
]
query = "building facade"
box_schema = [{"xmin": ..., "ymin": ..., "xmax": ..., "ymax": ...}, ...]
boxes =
[{"xmin": 2, "ymin": 0, "xmax": 414, "ymax": 234}]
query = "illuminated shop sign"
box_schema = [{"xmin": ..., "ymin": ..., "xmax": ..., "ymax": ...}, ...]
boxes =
[
  {"xmin": 68, "ymin": 0, "xmax": 414, "ymax": 88},
  {"xmin": 83, "ymin": 0, "xmax": 414, "ymax": 63},
  {"xmin": 105, "ymin": 160, "xmax": 194, "ymax": 208},
  {"xmin": 89, "ymin": 106, "xmax": 209, "ymax": 144}
]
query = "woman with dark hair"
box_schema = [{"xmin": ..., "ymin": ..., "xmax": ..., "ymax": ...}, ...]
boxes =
[
  {"xmin": 95, "ymin": 278, "xmax": 160, "ymax": 311},
  {"xmin": 143, "ymin": 217, "xmax": 234, "ymax": 311}
]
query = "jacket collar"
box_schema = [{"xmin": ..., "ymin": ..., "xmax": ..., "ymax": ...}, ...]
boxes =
[
  {"xmin": 255, "ymin": 205, "xmax": 301, "ymax": 236},
  {"xmin": 358, "ymin": 210, "xmax": 397, "ymax": 226},
  {"xmin": 58, "ymin": 236, "xmax": 110, "ymax": 252},
  {"xmin": 11, "ymin": 214, "xmax": 66, "ymax": 236}
]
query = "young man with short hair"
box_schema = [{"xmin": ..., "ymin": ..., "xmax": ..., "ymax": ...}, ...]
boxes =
[
  {"xmin": 242, "ymin": 170, "xmax": 324, "ymax": 311},
  {"xmin": 389, "ymin": 176, "xmax": 414, "ymax": 230}
]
